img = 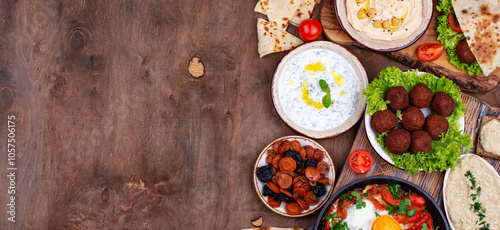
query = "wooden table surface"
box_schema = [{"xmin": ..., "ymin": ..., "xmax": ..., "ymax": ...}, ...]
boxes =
[{"xmin": 1, "ymin": 0, "xmax": 499, "ymax": 229}]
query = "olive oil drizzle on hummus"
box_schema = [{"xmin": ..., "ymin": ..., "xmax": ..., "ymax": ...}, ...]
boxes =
[{"xmin": 465, "ymin": 170, "xmax": 491, "ymax": 230}]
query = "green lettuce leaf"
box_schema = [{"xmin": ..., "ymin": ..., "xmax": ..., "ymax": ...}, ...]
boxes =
[
  {"xmin": 365, "ymin": 67, "xmax": 473, "ymax": 175},
  {"xmin": 436, "ymin": 0, "xmax": 482, "ymax": 76}
]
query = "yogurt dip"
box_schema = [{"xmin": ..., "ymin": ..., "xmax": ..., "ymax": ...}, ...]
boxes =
[
  {"xmin": 346, "ymin": 0, "xmax": 423, "ymax": 40},
  {"xmin": 277, "ymin": 48, "xmax": 361, "ymax": 131}
]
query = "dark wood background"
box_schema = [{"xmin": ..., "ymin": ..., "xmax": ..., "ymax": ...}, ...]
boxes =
[{"xmin": 0, "ymin": 0, "xmax": 499, "ymax": 229}]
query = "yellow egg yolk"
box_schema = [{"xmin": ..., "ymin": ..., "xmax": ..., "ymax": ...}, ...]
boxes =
[{"xmin": 371, "ymin": 215, "xmax": 402, "ymax": 230}]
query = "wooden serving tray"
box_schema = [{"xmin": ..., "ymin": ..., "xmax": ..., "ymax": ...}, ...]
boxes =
[
  {"xmin": 320, "ymin": 0, "xmax": 500, "ymax": 92},
  {"xmin": 332, "ymin": 93, "xmax": 500, "ymax": 205}
]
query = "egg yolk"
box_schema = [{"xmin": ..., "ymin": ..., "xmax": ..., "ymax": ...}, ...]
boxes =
[{"xmin": 371, "ymin": 215, "xmax": 402, "ymax": 230}]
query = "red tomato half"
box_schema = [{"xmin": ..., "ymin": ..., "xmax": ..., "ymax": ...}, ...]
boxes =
[
  {"xmin": 448, "ymin": 12, "xmax": 462, "ymax": 32},
  {"xmin": 417, "ymin": 43, "xmax": 443, "ymax": 62},
  {"xmin": 298, "ymin": 19, "xmax": 322, "ymax": 42},
  {"xmin": 402, "ymin": 194, "xmax": 426, "ymax": 207},
  {"xmin": 348, "ymin": 149, "xmax": 373, "ymax": 174}
]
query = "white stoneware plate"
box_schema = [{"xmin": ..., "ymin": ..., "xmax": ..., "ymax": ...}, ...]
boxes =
[
  {"xmin": 271, "ymin": 41, "xmax": 368, "ymax": 139},
  {"xmin": 442, "ymin": 154, "xmax": 500, "ymax": 230},
  {"xmin": 335, "ymin": 0, "xmax": 433, "ymax": 51},
  {"xmin": 253, "ymin": 135, "xmax": 335, "ymax": 217}
]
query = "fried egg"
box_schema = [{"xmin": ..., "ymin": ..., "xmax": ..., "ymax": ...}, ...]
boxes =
[{"xmin": 344, "ymin": 199, "xmax": 402, "ymax": 230}]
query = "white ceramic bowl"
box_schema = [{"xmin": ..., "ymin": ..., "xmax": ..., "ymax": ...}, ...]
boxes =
[
  {"xmin": 335, "ymin": 0, "xmax": 433, "ymax": 51},
  {"xmin": 442, "ymin": 154, "xmax": 500, "ymax": 230},
  {"xmin": 253, "ymin": 135, "xmax": 335, "ymax": 217},
  {"xmin": 271, "ymin": 41, "xmax": 368, "ymax": 139}
]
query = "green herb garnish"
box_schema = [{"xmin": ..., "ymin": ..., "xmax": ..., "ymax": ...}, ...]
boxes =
[
  {"xmin": 465, "ymin": 170, "xmax": 490, "ymax": 230},
  {"xmin": 319, "ymin": 79, "xmax": 333, "ymax": 108},
  {"xmin": 351, "ymin": 191, "xmax": 366, "ymax": 209},
  {"xmin": 324, "ymin": 212, "xmax": 339, "ymax": 220},
  {"xmin": 389, "ymin": 184, "xmax": 401, "ymax": 199},
  {"xmin": 331, "ymin": 220, "xmax": 350, "ymax": 230},
  {"xmin": 375, "ymin": 212, "xmax": 380, "ymax": 217},
  {"xmin": 421, "ymin": 223, "xmax": 429, "ymax": 230},
  {"xmin": 407, "ymin": 209, "xmax": 417, "ymax": 217},
  {"xmin": 364, "ymin": 192, "xmax": 369, "ymax": 197},
  {"xmin": 397, "ymin": 199, "xmax": 412, "ymax": 215},
  {"xmin": 384, "ymin": 204, "xmax": 399, "ymax": 215}
]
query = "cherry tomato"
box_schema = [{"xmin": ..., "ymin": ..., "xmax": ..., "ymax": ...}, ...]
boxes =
[
  {"xmin": 417, "ymin": 43, "xmax": 444, "ymax": 62},
  {"xmin": 298, "ymin": 18, "xmax": 322, "ymax": 42},
  {"xmin": 348, "ymin": 149, "xmax": 373, "ymax": 174},
  {"xmin": 401, "ymin": 194, "xmax": 425, "ymax": 207},
  {"xmin": 448, "ymin": 12, "xmax": 462, "ymax": 32}
]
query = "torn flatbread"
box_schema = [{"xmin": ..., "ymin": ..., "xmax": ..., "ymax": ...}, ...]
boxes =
[
  {"xmin": 257, "ymin": 0, "xmax": 304, "ymax": 30},
  {"xmin": 255, "ymin": 0, "xmax": 321, "ymax": 27},
  {"xmin": 453, "ymin": 0, "xmax": 500, "ymax": 76},
  {"xmin": 257, "ymin": 18, "xmax": 304, "ymax": 58}
]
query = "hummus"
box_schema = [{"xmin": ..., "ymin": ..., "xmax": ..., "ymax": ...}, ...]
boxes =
[
  {"xmin": 445, "ymin": 155, "xmax": 500, "ymax": 230},
  {"xmin": 346, "ymin": 0, "xmax": 423, "ymax": 41},
  {"xmin": 480, "ymin": 119, "xmax": 500, "ymax": 157}
]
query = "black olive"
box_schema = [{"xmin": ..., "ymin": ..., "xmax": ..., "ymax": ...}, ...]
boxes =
[
  {"xmin": 257, "ymin": 164, "xmax": 275, "ymax": 182},
  {"xmin": 304, "ymin": 159, "xmax": 318, "ymax": 168},
  {"xmin": 262, "ymin": 185, "xmax": 275, "ymax": 197},
  {"xmin": 312, "ymin": 184, "xmax": 327, "ymax": 197},
  {"xmin": 284, "ymin": 150, "xmax": 304, "ymax": 166},
  {"xmin": 274, "ymin": 193, "xmax": 294, "ymax": 203}
]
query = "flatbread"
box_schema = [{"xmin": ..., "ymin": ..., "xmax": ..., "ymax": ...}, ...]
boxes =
[
  {"xmin": 255, "ymin": 0, "xmax": 321, "ymax": 27},
  {"xmin": 452, "ymin": 0, "xmax": 500, "ymax": 76},
  {"xmin": 257, "ymin": 18, "xmax": 304, "ymax": 58},
  {"xmin": 257, "ymin": 0, "xmax": 304, "ymax": 30}
]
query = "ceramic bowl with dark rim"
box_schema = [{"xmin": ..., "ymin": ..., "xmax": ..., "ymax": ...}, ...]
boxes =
[
  {"xmin": 334, "ymin": 0, "xmax": 433, "ymax": 52},
  {"xmin": 253, "ymin": 135, "xmax": 335, "ymax": 217},
  {"xmin": 271, "ymin": 41, "xmax": 368, "ymax": 139},
  {"xmin": 308, "ymin": 176, "xmax": 451, "ymax": 230}
]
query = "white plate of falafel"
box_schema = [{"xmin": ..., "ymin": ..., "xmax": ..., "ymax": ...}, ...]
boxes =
[{"xmin": 363, "ymin": 68, "xmax": 470, "ymax": 174}]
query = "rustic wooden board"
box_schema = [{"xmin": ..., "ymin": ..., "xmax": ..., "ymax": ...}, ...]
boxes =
[
  {"xmin": 320, "ymin": 0, "xmax": 500, "ymax": 92},
  {"xmin": 333, "ymin": 93, "xmax": 500, "ymax": 205}
]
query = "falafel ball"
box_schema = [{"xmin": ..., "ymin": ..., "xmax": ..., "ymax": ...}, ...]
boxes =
[
  {"xmin": 385, "ymin": 129, "xmax": 411, "ymax": 155},
  {"xmin": 431, "ymin": 92, "xmax": 456, "ymax": 117},
  {"xmin": 425, "ymin": 114, "xmax": 449, "ymax": 140},
  {"xmin": 456, "ymin": 39, "xmax": 476, "ymax": 64},
  {"xmin": 386, "ymin": 86, "xmax": 409, "ymax": 112},
  {"xmin": 371, "ymin": 109, "xmax": 398, "ymax": 134},
  {"xmin": 401, "ymin": 106, "xmax": 425, "ymax": 131},
  {"xmin": 410, "ymin": 130, "xmax": 433, "ymax": 154},
  {"xmin": 409, "ymin": 83, "xmax": 433, "ymax": 108}
]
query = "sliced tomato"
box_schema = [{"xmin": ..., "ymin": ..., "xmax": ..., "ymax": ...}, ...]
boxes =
[
  {"xmin": 417, "ymin": 43, "xmax": 444, "ymax": 62},
  {"xmin": 348, "ymin": 149, "xmax": 373, "ymax": 174},
  {"xmin": 448, "ymin": 11, "xmax": 462, "ymax": 32}
]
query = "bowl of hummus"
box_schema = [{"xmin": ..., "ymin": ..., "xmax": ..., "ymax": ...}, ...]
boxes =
[
  {"xmin": 335, "ymin": 0, "xmax": 433, "ymax": 51},
  {"xmin": 443, "ymin": 154, "xmax": 500, "ymax": 230}
]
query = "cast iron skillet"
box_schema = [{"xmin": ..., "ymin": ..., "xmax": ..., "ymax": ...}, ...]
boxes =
[{"xmin": 308, "ymin": 176, "xmax": 450, "ymax": 230}]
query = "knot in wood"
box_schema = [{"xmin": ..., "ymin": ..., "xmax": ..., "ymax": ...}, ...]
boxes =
[
  {"xmin": 188, "ymin": 55, "xmax": 205, "ymax": 79},
  {"xmin": 0, "ymin": 87, "xmax": 14, "ymax": 111},
  {"xmin": 66, "ymin": 27, "xmax": 89, "ymax": 57}
]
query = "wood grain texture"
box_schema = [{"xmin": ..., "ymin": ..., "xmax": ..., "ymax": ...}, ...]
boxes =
[
  {"xmin": 334, "ymin": 93, "xmax": 500, "ymax": 206},
  {"xmin": 320, "ymin": 0, "xmax": 500, "ymax": 92}
]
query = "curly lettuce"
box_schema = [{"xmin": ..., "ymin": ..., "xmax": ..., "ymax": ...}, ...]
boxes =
[
  {"xmin": 436, "ymin": 0, "xmax": 482, "ymax": 76},
  {"xmin": 364, "ymin": 67, "xmax": 473, "ymax": 175}
]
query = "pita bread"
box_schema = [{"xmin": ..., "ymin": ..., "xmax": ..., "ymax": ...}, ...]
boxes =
[
  {"xmin": 257, "ymin": 0, "xmax": 304, "ymax": 30},
  {"xmin": 257, "ymin": 18, "xmax": 304, "ymax": 58},
  {"xmin": 255, "ymin": 0, "xmax": 321, "ymax": 27},
  {"xmin": 452, "ymin": 0, "xmax": 500, "ymax": 76}
]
